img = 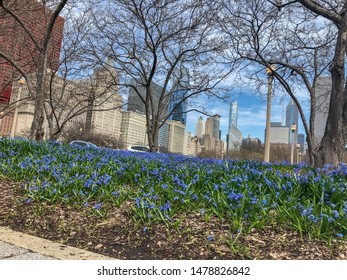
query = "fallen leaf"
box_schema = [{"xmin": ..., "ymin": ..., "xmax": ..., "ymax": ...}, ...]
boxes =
[{"xmin": 95, "ymin": 244, "xmax": 103, "ymax": 250}]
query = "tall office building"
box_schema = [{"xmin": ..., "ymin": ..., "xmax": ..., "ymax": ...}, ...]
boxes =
[
  {"xmin": 314, "ymin": 76, "xmax": 331, "ymax": 145},
  {"xmin": 168, "ymin": 68, "xmax": 189, "ymax": 125},
  {"xmin": 9, "ymin": 66, "xmax": 123, "ymax": 140},
  {"xmin": 286, "ymin": 100, "xmax": 299, "ymax": 144},
  {"xmin": 167, "ymin": 120, "xmax": 186, "ymax": 154},
  {"xmin": 227, "ymin": 101, "xmax": 242, "ymax": 150},
  {"xmin": 85, "ymin": 66, "xmax": 123, "ymax": 139},
  {"xmin": 298, "ymin": 133, "xmax": 305, "ymax": 154},
  {"xmin": 120, "ymin": 111, "xmax": 147, "ymax": 147},
  {"xmin": 229, "ymin": 101, "xmax": 238, "ymax": 128},
  {"xmin": 267, "ymin": 122, "xmax": 290, "ymax": 144},
  {"xmin": 158, "ymin": 122, "xmax": 170, "ymax": 150},
  {"xmin": 204, "ymin": 114, "xmax": 221, "ymax": 151},
  {"xmin": 127, "ymin": 79, "xmax": 167, "ymax": 119},
  {"xmin": 228, "ymin": 127, "xmax": 242, "ymax": 150},
  {"xmin": 195, "ymin": 116, "xmax": 204, "ymax": 138},
  {"xmin": 205, "ymin": 114, "xmax": 220, "ymax": 139},
  {"xmin": 9, "ymin": 74, "xmax": 88, "ymax": 138}
]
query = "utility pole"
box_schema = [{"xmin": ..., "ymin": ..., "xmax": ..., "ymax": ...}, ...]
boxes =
[
  {"xmin": 290, "ymin": 123, "xmax": 296, "ymax": 164},
  {"xmin": 264, "ymin": 64, "xmax": 275, "ymax": 162}
]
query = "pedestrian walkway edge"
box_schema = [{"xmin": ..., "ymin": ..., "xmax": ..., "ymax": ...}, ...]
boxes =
[{"xmin": 0, "ymin": 226, "xmax": 114, "ymax": 260}]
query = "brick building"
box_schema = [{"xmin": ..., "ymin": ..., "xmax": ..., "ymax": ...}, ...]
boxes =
[{"xmin": 0, "ymin": 0, "xmax": 64, "ymax": 135}]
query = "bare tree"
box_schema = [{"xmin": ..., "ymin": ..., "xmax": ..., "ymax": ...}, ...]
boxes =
[
  {"xmin": 264, "ymin": 0, "xmax": 347, "ymax": 166},
  {"xmin": 87, "ymin": 0, "xmax": 234, "ymax": 151},
  {"xmin": 1, "ymin": 1, "xmax": 125, "ymax": 141},
  {"xmin": 219, "ymin": 0, "xmax": 338, "ymax": 166},
  {"xmin": 0, "ymin": 0, "xmax": 68, "ymax": 140},
  {"xmin": 288, "ymin": 1, "xmax": 347, "ymax": 166},
  {"xmin": 43, "ymin": 5, "xmax": 124, "ymax": 140}
]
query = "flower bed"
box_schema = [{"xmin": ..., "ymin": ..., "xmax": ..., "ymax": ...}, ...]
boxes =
[{"xmin": 0, "ymin": 138, "xmax": 346, "ymax": 242}]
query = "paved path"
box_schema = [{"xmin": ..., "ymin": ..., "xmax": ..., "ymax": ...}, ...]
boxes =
[
  {"xmin": 0, "ymin": 226, "xmax": 113, "ymax": 260},
  {"xmin": 0, "ymin": 240, "xmax": 56, "ymax": 260}
]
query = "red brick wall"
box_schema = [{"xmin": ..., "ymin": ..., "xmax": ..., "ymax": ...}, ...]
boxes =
[{"xmin": 0, "ymin": 0, "xmax": 65, "ymax": 104}]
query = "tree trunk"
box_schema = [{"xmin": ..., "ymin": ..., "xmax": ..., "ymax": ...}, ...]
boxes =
[
  {"xmin": 147, "ymin": 117, "xmax": 159, "ymax": 152},
  {"xmin": 315, "ymin": 26, "xmax": 347, "ymax": 167},
  {"xmin": 30, "ymin": 52, "xmax": 48, "ymax": 141}
]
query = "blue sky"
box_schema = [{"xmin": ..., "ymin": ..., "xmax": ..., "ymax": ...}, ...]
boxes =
[{"xmin": 186, "ymin": 91, "xmax": 307, "ymax": 143}]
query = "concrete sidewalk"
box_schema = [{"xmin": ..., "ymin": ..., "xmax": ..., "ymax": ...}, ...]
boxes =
[{"xmin": 0, "ymin": 226, "xmax": 113, "ymax": 260}]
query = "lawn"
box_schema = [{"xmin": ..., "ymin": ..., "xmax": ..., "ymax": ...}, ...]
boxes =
[{"xmin": 0, "ymin": 138, "xmax": 346, "ymax": 259}]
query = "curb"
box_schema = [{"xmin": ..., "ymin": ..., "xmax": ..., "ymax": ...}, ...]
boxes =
[{"xmin": 0, "ymin": 226, "xmax": 114, "ymax": 260}]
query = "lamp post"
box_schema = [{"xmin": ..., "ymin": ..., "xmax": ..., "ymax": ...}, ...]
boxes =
[
  {"xmin": 290, "ymin": 122, "xmax": 296, "ymax": 164},
  {"xmin": 296, "ymin": 144, "xmax": 300, "ymax": 163},
  {"xmin": 264, "ymin": 64, "xmax": 275, "ymax": 162},
  {"xmin": 194, "ymin": 136, "xmax": 198, "ymax": 156}
]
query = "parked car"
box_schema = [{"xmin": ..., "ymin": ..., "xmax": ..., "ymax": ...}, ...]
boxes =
[
  {"xmin": 69, "ymin": 140, "xmax": 98, "ymax": 149},
  {"xmin": 127, "ymin": 145, "xmax": 151, "ymax": 153}
]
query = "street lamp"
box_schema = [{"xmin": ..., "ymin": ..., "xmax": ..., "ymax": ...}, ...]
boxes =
[
  {"xmin": 290, "ymin": 122, "xmax": 296, "ymax": 164},
  {"xmin": 296, "ymin": 144, "xmax": 300, "ymax": 163},
  {"xmin": 194, "ymin": 136, "xmax": 198, "ymax": 156},
  {"xmin": 264, "ymin": 63, "xmax": 275, "ymax": 162}
]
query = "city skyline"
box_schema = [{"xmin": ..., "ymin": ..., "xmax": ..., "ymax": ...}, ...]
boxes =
[{"xmin": 187, "ymin": 92, "xmax": 307, "ymax": 143}]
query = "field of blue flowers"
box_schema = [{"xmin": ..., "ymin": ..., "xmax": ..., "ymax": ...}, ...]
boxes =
[{"xmin": 0, "ymin": 137, "xmax": 346, "ymax": 246}]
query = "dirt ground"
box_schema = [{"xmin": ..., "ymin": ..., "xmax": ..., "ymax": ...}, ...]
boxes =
[{"xmin": 1, "ymin": 178, "xmax": 346, "ymax": 260}]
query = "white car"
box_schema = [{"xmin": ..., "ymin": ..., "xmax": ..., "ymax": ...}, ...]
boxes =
[
  {"xmin": 127, "ymin": 145, "xmax": 151, "ymax": 152},
  {"xmin": 70, "ymin": 140, "xmax": 98, "ymax": 149}
]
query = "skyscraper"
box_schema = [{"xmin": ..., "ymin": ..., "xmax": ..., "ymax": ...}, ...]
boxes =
[
  {"xmin": 298, "ymin": 133, "xmax": 305, "ymax": 153},
  {"xmin": 85, "ymin": 66, "xmax": 123, "ymax": 139},
  {"xmin": 286, "ymin": 100, "xmax": 299, "ymax": 144},
  {"xmin": 205, "ymin": 114, "xmax": 220, "ymax": 139},
  {"xmin": 168, "ymin": 68, "xmax": 189, "ymax": 125},
  {"xmin": 229, "ymin": 101, "xmax": 238, "ymax": 128},
  {"xmin": 227, "ymin": 101, "xmax": 242, "ymax": 150},
  {"xmin": 158, "ymin": 122, "xmax": 170, "ymax": 150},
  {"xmin": 167, "ymin": 120, "xmax": 186, "ymax": 154},
  {"xmin": 120, "ymin": 111, "xmax": 148, "ymax": 147},
  {"xmin": 127, "ymin": 79, "xmax": 167, "ymax": 119},
  {"xmin": 195, "ymin": 116, "xmax": 204, "ymax": 138},
  {"xmin": 268, "ymin": 123, "xmax": 290, "ymax": 144}
]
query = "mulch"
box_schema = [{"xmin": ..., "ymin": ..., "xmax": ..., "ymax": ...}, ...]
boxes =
[{"xmin": 0, "ymin": 177, "xmax": 346, "ymax": 260}]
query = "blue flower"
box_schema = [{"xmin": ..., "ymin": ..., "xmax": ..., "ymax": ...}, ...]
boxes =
[
  {"xmin": 332, "ymin": 210, "xmax": 339, "ymax": 219},
  {"xmin": 93, "ymin": 203, "xmax": 102, "ymax": 210}
]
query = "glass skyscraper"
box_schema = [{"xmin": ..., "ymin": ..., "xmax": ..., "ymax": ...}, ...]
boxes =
[
  {"xmin": 286, "ymin": 100, "xmax": 299, "ymax": 144},
  {"xmin": 229, "ymin": 101, "xmax": 238, "ymax": 129},
  {"xmin": 227, "ymin": 101, "xmax": 242, "ymax": 150},
  {"xmin": 168, "ymin": 68, "xmax": 189, "ymax": 125}
]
